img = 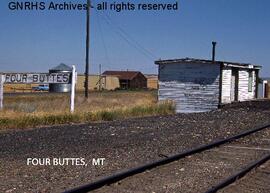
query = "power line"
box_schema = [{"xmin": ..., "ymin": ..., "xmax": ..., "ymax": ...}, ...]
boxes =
[
  {"xmin": 95, "ymin": 9, "xmax": 112, "ymax": 67},
  {"xmin": 94, "ymin": 8, "xmax": 158, "ymax": 61},
  {"xmin": 103, "ymin": 12, "xmax": 158, "ymax": 59}
]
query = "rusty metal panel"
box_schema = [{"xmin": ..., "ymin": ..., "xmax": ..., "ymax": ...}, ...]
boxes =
[{"xmin": 158, "ymin": 63, "xmax": 220, "ymax": 113}]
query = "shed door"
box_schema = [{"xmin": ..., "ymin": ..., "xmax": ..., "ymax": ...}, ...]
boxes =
[
  {"xmin": 230, "ymin": 69, "xmax": 238, "ymax": 102},
  {"xmin": 265, "ymin": 83, "xmax": 269, "ymax": 98}
]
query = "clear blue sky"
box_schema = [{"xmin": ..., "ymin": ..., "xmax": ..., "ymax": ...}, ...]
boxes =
[{"xmin": 0, "ymin": 0, "xmax": 270, "ymax": 76}]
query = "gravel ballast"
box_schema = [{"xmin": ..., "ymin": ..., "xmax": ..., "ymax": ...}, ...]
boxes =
[{"xmin": 0, "ymin": 100, "xmax": 270, "ymax": 193}]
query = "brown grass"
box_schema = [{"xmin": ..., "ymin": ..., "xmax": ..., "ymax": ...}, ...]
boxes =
[{"xmin": 0, "ymin": 90, "xmax": 175, "ymax": 129}]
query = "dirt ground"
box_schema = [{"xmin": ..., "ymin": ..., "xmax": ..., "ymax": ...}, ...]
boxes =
[{"xmin": 0, "ymin": 100, "xmax": 270, "ymax": 193}]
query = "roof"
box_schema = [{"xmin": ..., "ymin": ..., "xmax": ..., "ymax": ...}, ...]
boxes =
[
  {"xmin": 155, "ymin": 58, "xmax": 261, "ymax": 69},
  {"xmin": 102, "ymin": 71, "xmax": 144, "ymax": 80},
  {"xmin": 145, "ymin": 74, "xmax": 158, "ymax": 78},
  {"xmin": 50, "ymin": 63, "xmax": 72, "ymax": 71}
]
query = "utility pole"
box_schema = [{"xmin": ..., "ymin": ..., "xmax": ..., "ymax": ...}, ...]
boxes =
[{"xmin": 85, "ymin": 0, "xmax": 90, "ymax": 98}]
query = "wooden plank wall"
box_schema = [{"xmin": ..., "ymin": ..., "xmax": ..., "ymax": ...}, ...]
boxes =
[
  {"xmin": 158, "ymin": 63, "xmax": 220, "ymax": 113},
  {"xmin": 76, "ymin": 75, "xmax": 120, "ymax": 91},
  {"xmin": 221, "ymin": 67, "xmax": 232, "ymax": 103},
  {"xmin": 146, "ymin": 75, "xmax": 158, "ymax": 89},
  {"xmin": 221, "ymin": 68, "xmax": 257, "ymax": 103},
  {"xmin": 238, "ymin": 70, "xmax": 256, "ymax": 101}
]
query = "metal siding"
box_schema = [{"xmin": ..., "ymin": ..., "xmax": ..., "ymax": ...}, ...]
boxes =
[{"xmin": 158, "ymin": 63, "xmax": 220, "ymax": 113}]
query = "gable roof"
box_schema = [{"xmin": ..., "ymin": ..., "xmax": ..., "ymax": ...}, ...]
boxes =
[
  {"xmin": 155, "ymin": 58, "xmax": 261, "ymax": 69},
  {"xmin": 102, "ymin": 71, "xmax": 145, "ymax": 80}
]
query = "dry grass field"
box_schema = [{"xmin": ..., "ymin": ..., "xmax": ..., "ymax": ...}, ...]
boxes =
[{"xmin": 0, "ymin": 90, "xmax": 175, "ymax": 129}]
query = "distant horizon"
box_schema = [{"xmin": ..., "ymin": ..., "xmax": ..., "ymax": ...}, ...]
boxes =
[{"xmin": 1, "ymin": 0, "xmax": 270, "ymax": 77}]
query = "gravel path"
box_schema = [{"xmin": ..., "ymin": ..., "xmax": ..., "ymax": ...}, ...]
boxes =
[{"xmin": 0, "ymin": 100, "xmax": 270, "ymax": 193}]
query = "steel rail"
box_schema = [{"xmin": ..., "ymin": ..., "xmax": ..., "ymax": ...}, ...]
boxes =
[
  {"xmin": 63, "ymin": 124, "xmax": 270, "ymax": 193},
  {"xmin": 205, "ymin": 153, "xmax": 270, "ymax": 193}
]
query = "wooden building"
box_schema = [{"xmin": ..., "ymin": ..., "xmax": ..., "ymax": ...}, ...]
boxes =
[
  {"xmin": 76, "ymin": 74, "xmax": 120, "ymax": 91},
  {"xmin": 102, "ymin": 71, "xmax": 147, "ymax": 89},
  {"xmin": 145, "ymin": 74, "xmax": 158, "ymax": 89},
  {"xmin": 155, "ymin": 58, "xmax": 261, "ymax": 113}
]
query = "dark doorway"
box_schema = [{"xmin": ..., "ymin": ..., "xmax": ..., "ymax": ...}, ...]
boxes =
[{"xmin": 265, "ymin": 82, "xmax": 269, "ymax": 98}]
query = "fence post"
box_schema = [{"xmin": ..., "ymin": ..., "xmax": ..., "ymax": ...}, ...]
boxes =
[
  {"xmin": 0, "ymin": 75, "xmax": 4, "ymax": 110},
  {"xmin": 70, "ymin": 65, "xmax": 77, "ymax": 113}
]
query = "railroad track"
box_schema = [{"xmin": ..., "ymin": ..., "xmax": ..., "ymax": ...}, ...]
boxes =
[
  {"xmin": 219, "ymin": 161, "xmax": 270, "ymax": 193},
  {"xmin": 63, "ymin": 124, "xmax": 270, "ymax": 193}
]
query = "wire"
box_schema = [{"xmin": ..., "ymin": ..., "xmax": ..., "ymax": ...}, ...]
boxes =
[
  {"xmin": 95, "ymin": 8, "xmax": 112, "ymax": 67},
  {"xmin": 103, "ymin": 12, "xmax": 158, "ymax": 59},
  {"xmin": 94, "ymin": 8, "xmax": 158, "ymax": 61}
]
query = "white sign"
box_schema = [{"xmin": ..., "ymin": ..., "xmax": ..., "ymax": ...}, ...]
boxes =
[
  {"xmin": 3, "ymin": 73, "xmax": 70, "ymax": 84},
  {"xmin": 0, "ymin": 67, "xmax": 77, "ymax": 113}
]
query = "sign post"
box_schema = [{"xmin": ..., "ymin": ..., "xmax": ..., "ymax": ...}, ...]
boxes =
[
  {"xmin": 0, "ymin": 75, "xmax": 4, "ymax": 110},
  {"xmin": 70, "ymin": 65, "xmax": 77, "ymax": 113},
  {"xmin": 0, "ymin": 66, "xmax": 77, "ymax": 112}
]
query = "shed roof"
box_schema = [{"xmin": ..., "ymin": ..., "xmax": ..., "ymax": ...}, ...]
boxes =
[
  {"xmin": 102, "ymin": 71, "xmax": 145, "ymax": 80},
  {"xmin": 145, "ymin": 74, "xmax": 158, "ymax": 79},
  {"xmin": 155, "ymin": 58, "xmax": 261, "ymax": 69}
]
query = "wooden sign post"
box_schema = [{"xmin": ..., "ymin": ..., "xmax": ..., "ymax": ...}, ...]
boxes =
[{"xmin": 70, "ymin": 65, "xmax": 77, "ymax": 113}]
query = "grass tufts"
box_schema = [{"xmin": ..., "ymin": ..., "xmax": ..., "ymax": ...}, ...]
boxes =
[{"xmin": 0, "ymin": 91, "xmax": 175, "ymax": 130}]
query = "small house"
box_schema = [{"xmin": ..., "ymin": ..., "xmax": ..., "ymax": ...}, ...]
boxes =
[
  {"xmin": 155, "ymin": 58, "xmax": 261, "ymax": 113},
  {"xmin": 102, "ymin": 71, "xmax": 147, "ymax": 89}
]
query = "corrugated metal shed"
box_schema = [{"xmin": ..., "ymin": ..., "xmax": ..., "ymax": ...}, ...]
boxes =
[{"xmin": 155, "ymin": 58, "xmax": 261, "ymax": 113}]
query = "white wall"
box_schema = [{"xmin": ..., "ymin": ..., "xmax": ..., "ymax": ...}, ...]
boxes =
[
  {"xmin": 221, "ymin": 67, "xmax": 232, "ymax": 104},
  {"xmin": 238, "ymin": 70, "xmax": 256, "ymax": 101},
  {"xmin": 221, "ymin": 67, "xmax": 257, "ymax": 103}
]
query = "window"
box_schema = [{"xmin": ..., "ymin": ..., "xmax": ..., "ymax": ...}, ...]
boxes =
[{"xmin": 248, "ymin": 71, "xmax": 253, "ymax": 92}]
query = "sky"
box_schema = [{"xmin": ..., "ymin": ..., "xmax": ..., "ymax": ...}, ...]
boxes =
[{"xmin": 0, "ymin": 0, "xmax": 270, "ymax": 76}]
